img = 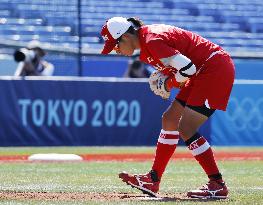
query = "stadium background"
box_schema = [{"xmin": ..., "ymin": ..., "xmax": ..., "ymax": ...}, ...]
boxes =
[{"xmin": 0, "ymin": 0, "xmax": 263, "ymax": 146}]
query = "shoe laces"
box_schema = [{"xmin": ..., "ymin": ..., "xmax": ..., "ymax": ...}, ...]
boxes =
[
  {"xmin": 200, "ymin": 180, "xmax": 225, "ymax": 190},
  {"xmin": 134, "ymin": 173, "xmax": 151, "ymax": 180},
  {"xmin": 133, "ymin": 170, "xmax": 159, "ymax": 184},
  {"xmin": 199, "ymin": 183, "xmax": 209, "ymax": 190}
]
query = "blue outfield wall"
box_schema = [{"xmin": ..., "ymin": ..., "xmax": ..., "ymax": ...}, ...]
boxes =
[{"xmin": 0, "ymin": 77, "xmax": 261, "ymax": 146}]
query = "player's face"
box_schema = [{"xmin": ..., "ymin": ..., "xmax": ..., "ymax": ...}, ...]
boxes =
[{"xmin": 114, "ymin": 34, "xmax": 135, "ymax": 56}]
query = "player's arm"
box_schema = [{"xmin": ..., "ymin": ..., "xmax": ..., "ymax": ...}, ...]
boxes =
[
  {"xmin": 14, "ymin": 62, "xmax": 35, "ymax": 76},
  {"xmin": 160, "ymin": 54, "xmax": 196, "ymax": 83},
  {"xmin": 146, "ymin": 39, "xmax": 196, "ymax": 90}
]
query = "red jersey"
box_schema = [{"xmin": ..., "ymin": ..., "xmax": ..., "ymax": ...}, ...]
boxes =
[{"xmin": 138, "ymin": 24, "xmax": 223, "ymax": 75}]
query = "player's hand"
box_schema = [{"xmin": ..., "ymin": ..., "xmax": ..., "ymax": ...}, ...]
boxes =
[
  {"xmin": 149, "ymin": 71, "xmax": 171, "ymax": 99},
  {"xmin": 165, "ymin": 72, "xmax": 186, "ymax": 90}
]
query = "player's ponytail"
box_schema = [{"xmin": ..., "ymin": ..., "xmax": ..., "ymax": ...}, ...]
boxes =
[
  {"xmin": 127, "ymin": 17, "xmax": 144, "ymax": 28},
  {"xmin": 124, "ymin": 17, "xmax": 144, "ymax": 36}
]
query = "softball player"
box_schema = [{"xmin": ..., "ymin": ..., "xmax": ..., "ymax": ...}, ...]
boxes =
[{"xmin": 101, "ymin": 17, "xmax": 235, "ymax": 199}]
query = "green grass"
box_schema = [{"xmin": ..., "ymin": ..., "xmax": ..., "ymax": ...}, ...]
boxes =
[{"xmin": 0, "ymin": 147, "xmax": 262, "ymax": 204}]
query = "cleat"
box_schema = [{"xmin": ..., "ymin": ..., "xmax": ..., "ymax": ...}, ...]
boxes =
[
  {"xmin": 119, "ymin": 170, "xmax": 160, "ymax": 197},
  {"xmin": 187, "ymin": 180, "xmax": 228, "ymax": 199}
]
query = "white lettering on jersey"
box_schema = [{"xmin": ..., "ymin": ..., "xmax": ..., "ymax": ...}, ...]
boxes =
[
  {"xmin": 147, "ymin": 57, "xmax": 154, "ymax": 63},
  {"xmin": 154, "ymin": 63, "xmax": 166, "ymax": 71}
]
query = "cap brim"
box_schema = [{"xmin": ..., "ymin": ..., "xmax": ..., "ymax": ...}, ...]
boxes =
[{"xmin": 101, "ymin": 40, "xmax": 117, "ymax": 54}]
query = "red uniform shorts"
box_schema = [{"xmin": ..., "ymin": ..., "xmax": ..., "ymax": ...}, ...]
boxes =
[{"xmin": 176, "ymin": 51, "xmax": 235, "ymax": 111}]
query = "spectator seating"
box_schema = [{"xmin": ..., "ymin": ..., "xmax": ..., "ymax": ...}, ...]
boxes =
[{"xmin": 0, "ymin": 0, "xmax": 262, "ymax": 55}]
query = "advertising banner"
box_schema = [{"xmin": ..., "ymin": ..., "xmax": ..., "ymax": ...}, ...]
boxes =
[{"xmin": 0, "ymin": 77, "xmax": 211, "ymax": 146}]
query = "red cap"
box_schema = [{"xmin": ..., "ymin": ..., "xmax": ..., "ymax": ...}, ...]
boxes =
[{"xmin": 100, "ymin": 17, "xmax": 132, "ymax": 54}]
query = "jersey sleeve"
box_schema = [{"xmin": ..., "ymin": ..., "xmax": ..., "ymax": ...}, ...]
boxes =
[{"xmin": 146, "ymin": 38, "xmax": 180, "ymax": 59}]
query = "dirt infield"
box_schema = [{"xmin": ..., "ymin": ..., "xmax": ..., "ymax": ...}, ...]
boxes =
[
  {"xmin": 0, "ymin": 151, "xmax": 262, "ymax": 161},
  {"xmin": 0, "ymin": 191, "xmax": 215, "ymax": 202}
]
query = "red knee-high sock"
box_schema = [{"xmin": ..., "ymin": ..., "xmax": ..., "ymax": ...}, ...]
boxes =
[
  {"xmin": 187, "ymin": 133, "xmax": 220, "ymax": 179},
  {"xmin": 152, "ymin": 129, "xmax": 179, "ymax": 180}
]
